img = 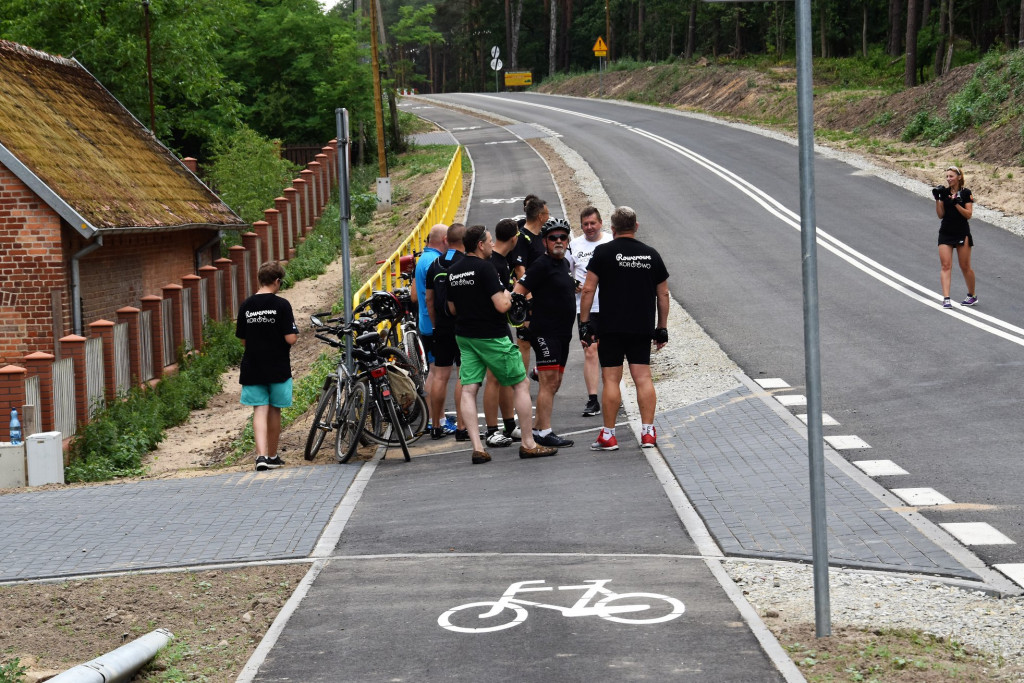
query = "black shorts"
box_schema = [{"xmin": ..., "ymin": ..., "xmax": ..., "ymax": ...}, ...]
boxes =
[
  {"xmin": 577, "ymin": 312, "xmax": 601, "ymax": 341},
  {"xmin": 531, "ymin": 333, "xmax": 571, "ymax": 371},
  {"xmin": 938, "ymin": 232, "xmax": 973, "ymax": 247},
  {"xmin": 420, "ymin": 334, "xmax": 434, "ymax": 363},
  {"xmin": 598, "ymin": 333, "xmax": 651, "ymax": 367},
  {"xmin": 432, "ymin": 330, "xmax": 461, "ymax": 368}
]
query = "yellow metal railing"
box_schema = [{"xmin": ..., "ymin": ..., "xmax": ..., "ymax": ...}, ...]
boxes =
[{"xmin": 354, "ymin": 146, "xmax": 463, "ymax": 307}]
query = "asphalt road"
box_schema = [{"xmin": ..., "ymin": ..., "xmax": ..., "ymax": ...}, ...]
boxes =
[{"xmin": 418, "ymin": 92, "xmax": 1024, "ymax": 572}]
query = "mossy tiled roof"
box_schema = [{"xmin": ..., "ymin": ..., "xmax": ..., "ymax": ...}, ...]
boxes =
[{"xmin": 0, "ymin": 40, "xmax": 245, "ymax": 231}]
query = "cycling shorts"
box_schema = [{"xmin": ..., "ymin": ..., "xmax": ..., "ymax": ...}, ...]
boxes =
[
  {"xmin": 432, "ymin": 330, "xmax": 461, "ymax": 368},
  {"xmin": 531, "ymin": 333, "xmax": 570, "ymax": 372},
  {"xmin": 597, "ymin": 333, "xmax": 651, "ymax": 367}
]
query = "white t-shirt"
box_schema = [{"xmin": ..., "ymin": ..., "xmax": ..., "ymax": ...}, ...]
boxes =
[{"xmin": 567, "ymin": 231, "xmax": 613, "ymax": 313}]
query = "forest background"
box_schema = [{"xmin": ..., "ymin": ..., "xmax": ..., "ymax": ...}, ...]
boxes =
[{"xmin": 3, "ymin": 0, "xmax": 1024, "ymax": 178}]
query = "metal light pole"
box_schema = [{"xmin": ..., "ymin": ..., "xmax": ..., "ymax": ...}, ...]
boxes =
[
  {"xmin": 701, "ymin": 0, "xmax": 830, "ymax": 637},
  {"xmin": 336, "ymin": 108, "xmax": 354, "ymax": 371}
]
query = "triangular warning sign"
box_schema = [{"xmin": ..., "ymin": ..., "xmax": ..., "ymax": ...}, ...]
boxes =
[{"xmin": 593, "ymin": 36, "xmax": 608, "ymax": 52}]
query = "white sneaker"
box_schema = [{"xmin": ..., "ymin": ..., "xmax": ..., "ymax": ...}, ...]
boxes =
[{"xmin": 486, "ymin": 431, "xmax": 513, "ymax": 447}]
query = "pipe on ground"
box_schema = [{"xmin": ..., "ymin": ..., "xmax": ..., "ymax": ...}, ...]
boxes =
[{"xmin": 47, "ymin": 628, "xmax": 173, "ymax": 683}]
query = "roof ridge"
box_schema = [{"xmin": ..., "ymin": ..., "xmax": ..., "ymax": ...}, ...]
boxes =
[{"xmin": 0, "ymin": 39, "xmax": 79, "ymax": 68}]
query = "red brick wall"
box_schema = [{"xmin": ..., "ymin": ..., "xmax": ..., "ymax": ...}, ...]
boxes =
[{"xmin": 0, "ymin": 165, "xmax": 67, "ymax": 364}]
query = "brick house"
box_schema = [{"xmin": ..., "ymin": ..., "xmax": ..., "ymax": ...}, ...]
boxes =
[{"xmin": 0, "ymin": 40, "xmax": 246, "ymax": 364}]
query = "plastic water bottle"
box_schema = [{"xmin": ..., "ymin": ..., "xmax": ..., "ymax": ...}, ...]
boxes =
[{"xmin": 9, "ymin": 408, "xmax": 21, "ymax": 446}]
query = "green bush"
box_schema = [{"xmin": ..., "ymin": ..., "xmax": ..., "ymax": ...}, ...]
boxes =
[
  {"xmin": 352, "ymin": 192, "xmax": 377, "ymax": 226},
  {"xmin": 65, "ymin": 320, "xmax": 243, "ymax": 482},
  {"xmin": 205, "ymin": 125, "xmax": 300, "ymax": 224},
  {"xmin": 0, "ymin": 657, "xmax": 28, "ymax": 683}
]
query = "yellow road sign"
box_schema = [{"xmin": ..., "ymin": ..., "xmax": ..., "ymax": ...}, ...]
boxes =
[
  {"xmin": 592, "ymin": 36, "xmax": 608, "ymax": 56},
  {"xmin": 504, "ymin": 71, "xmax": 533, "ymax": 87}
]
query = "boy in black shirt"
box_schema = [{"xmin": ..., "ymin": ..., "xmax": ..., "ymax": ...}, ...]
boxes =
[
  {"xmin": 447, "ymin": 225, "xmax": 557, "ymax": 464},
  {"xmin": 236, "ymin": 261, "xmax": 299, "ymax": 471}
]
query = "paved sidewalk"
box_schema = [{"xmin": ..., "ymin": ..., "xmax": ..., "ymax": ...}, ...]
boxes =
[{"xmin": 0, "ymin": 466, "xmax": 357, "ymax": 582}]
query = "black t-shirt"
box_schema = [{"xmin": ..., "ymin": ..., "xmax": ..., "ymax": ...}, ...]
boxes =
[
  {"xmin": 425, "ymin": 249, "xmax": 463, "ymax": 333},
  {"xmin": 518, "ymin": 254, "xmax": 576, "ymax": 336},
  {"xmin": 235, "ymin": 292, "xmax": 298, "ymax": 385},
  {"xmin": 509, "ymin": 226, "xmax": 545, "ymax": 274},
  {"xmin": 489, "ymin": 250, "xmax": 515, "ymax": 291},
  {"xmin": 448, "ymin": 254, "xmax": 508, "ymax": 338},
  {"xmin": 939, "ymin": 188, "xmax": 973, "ymax": 239},
  {"xmin": 587, "ymin": 237, "xmax": 669, "ymax": 335}
]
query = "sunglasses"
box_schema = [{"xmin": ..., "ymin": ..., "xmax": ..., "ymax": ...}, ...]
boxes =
[{"xmin": 545, "ymin": 234, "xmax": 569, "ymax": 242}]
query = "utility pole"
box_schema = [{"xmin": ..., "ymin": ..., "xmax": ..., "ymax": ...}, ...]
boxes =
[
  {"xmin": 369, "ymin": 0, "xmax": 387, "ymax": 179},
  {"xmin": 143, "ymin": 0, "xmax": 156, "ymax": 133}
]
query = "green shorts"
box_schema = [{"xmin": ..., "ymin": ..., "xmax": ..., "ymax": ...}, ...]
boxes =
[
  {"xmin": 240, "ymin": 379, "xmax": 293, "ymax": 408},
  {"xmin": 456, "ymin": 336, "xmax": 527, "ymax": 387}
]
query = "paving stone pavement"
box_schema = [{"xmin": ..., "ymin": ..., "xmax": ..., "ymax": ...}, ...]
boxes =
[
  {"xmin": 0, "ymin": 466, "xmax": 358, "ymax": 582},
  {"xmin": 654, "ymin": 384, "xmax": 978, "ymax": 580}
]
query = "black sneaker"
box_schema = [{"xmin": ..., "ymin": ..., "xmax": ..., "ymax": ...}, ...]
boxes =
[
  {"xmin": 455, "ymin": 429, "xmax": 471, "ymax": 442},
  {"xmin": 431, "ymin": 427, "xmax": 446, "ymax": 440},
  {"xmin": 255, "ymin": 455, "xmax": 284, "ymax": 471},
  {"xmin": 582, "ymin": 398, "xmax": 601, "ymax": 417},
  {"xmin": 533, "ymin": 432, "xmax": 574, "ymax": 448}
]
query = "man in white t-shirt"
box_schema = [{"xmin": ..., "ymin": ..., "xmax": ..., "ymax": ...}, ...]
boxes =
[{"xmin": 566, "ymin": 206, "xmax": 613, "ymax": 417}]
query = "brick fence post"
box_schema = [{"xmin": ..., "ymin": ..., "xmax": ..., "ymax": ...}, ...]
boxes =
[
  {"xmin": 88, "ymin": 320, "xmax": 117, "ymax": 403},
  {"xmin": 252, "ymin": 220, "xmax": 270, "ymax": 263},
  {"xmin": 241, "ymin": 234, "xmax": 261, "ymax": 293},
  {"xmin": 162, "ymin": 285, "xmax": 184, "ymax": 361},
  {"xmin": 291, "ymin": 179, "xmax": 306, "ymax": 237},
  {"xmin": 181, "ymin": 274, "xmax": 203, "ymax": 350},
  {"xmin": 300, "ymin": 169, "xmax": 316, "ymax": 230},
  {"xmin": 264, "ymin": 208, "xmax": 283, "ymax": 265},
  {"xmin": 199, "ymin": 265, "xmax": 220, "ymax": 323},
  {"xmin": 23, "ymin": 353, "xmax": 55, "ymax": 434},
  {"xmin": 0, "ymin": 365, "xmax": 27, "ymax": 442},
  {"xmin": 275, "ymin": 197, "xmax": 293, "ymax": 259},
  {"xmin": 116, "ymin": 307, "xmax": 142, "ymax": 385},
  {"xmin": 315, "ymin": 153, "xmax": 330, "ymax": 210},
  {"xmin": 214, "ymin": 258, "xmax": 235, "ymax": 320},
  {"xmin": 307, "ymin": 161, "xmax": 322, "ymax": 220},
  {"xmin": 59, "ymin": 335, "xmax": 89, "ymax": 428},
  {"xmin": 140, "ymin": 295, "xmax": 165, "ymax": 379},
  {"xmin": 229, "ymin": 245, "xmax": 249, "ymax": 306},
  {"xmin": 326, "ymin": 140, "xmax": 338, "ymax": 190}
]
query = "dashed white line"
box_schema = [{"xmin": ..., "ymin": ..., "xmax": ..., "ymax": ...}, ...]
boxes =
[
  {"xmin": 824, "ymin": 435, "xmax": 872, "ymax": 450},
  {"xmin": 940, "ymin": 523, "xmax": 1016, "ymax": 546},
  {"xmin": 853, "ymin": 460, "xmax": 909, "ymax": 477},
  {"xmin": 755, "ymin": 378, "xmax": 790, "ymax": 389},
  {"xmin": 993, "ymin": 563, "xmax": 1024, "ymax": 589},
  {"xmin": 774, "ymin": 394, "xmax": 807, "ymax": 407},
  {"xmin": 797, "ymin": 412, "xmax": 839, "ymax": 426},
  {"xmin": 891, "ymin": 488, "xmax": 954, "ymax": 506}
]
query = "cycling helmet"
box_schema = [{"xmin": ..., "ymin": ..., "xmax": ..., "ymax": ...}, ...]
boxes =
[
  {"xmin": 369, "ymin": 290, "xmax": 403, "ymax": 320},
  {"xmin": 541, "ymin": 217, "xmax": 571, "ymax": 238}
]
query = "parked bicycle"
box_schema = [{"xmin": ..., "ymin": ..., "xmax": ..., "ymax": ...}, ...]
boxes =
[
  {"xmin": 304, "ymin": 312, "xmax": 427, "ymax": 463},
  {"xmin": 357, "ymin": 287, "xmax": 428, "ymax": 382},
  {"xmin": 437, "ymin": 580, "xmax": 685, "ymax": 633}
]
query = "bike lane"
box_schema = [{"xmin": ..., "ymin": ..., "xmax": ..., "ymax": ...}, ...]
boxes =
[{"xmin": 251, "ymin": 443, "xmax": 787, "ymax": 682}]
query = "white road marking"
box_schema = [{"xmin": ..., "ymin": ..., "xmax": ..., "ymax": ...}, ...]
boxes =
[
  {"xmin": 467, "ymin": 94, "xmax": 1024, "ymax": 347},
  {"xmin": 774, "ymin": 394, "xmax": 806, "ymax": 407},
  {"xmin": 824, "ymin": 435, "xmax": 872, "ymax": 450},
  {"xmin": 755, "ymin": 378, "xmax": 790, "ymax": 389},
  {"xmin": 853, "ymin": 460, "xmax": 908, "ymax": 476},
  {"xmin": 993, "ymin": 563, "xmax": 1024, "ymax": 589},
  {"xmin": 484, "ymin": 140, "xmax": 519, "ymax": 145},
  {"xmin": 797, "ymin": 412, "xmax": 838, "ymax": 426},
  {"xmin": 891, "ymin": 488, "xmax": 954, "ymax": 506},
  {"xmin": 940, "ymin": 522, "xmax": 1016, "ymax": 545}
]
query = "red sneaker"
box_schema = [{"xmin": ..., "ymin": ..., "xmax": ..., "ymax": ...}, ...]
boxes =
[
  {"xmin": 641, "ymin": 429, "xmax": 657, "ymax": 449},
  {"xmin": 590, "ymin": 432, "xmax": 619, "ymax": 451}
]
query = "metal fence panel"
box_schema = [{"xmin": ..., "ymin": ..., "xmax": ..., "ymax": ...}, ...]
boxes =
[
  {"xmin": 52, "ymin": 356, "xmax": 76, "ymax": 438},
  {"xmin": 140, "ymin": 309, "xmax": 154, "ymax": 382},
  {"xmin": 114, "ymin": 322, "xmax": 130, "ymax": 394},
  {"xmin": 215, "ymin": 275, "xmax": 224, "ymax": 321},
  {"xmin": 199, "ymin": 278, "xmax": 209, "ymax": 324},
  {"xmin": 182, "ymin": 287, "xmax": 193, "ymax": 352},
  {"xmin": 230, "ymin": 265, "xmax": 238, "ymax": 316},
  {"xmin": 85, "ymin": 336, "xmax": 105, "ymax": 418},
  {"xmin": 161, "ymin": 298, "xmax": 174, "ymax": 364},
  {"xmin": 23, "ymin": 375, "xmax": 40, "ymax": 436}
]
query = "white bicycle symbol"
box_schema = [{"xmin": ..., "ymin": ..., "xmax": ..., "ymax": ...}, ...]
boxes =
[{"xmin": 437, "ymin": 579, "xmax": 685, "ymax": 633}]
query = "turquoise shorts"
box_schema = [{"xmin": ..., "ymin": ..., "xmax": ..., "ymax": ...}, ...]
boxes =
[
  {"xmin": 240, "ymin": 379, "xmax": 293, "ymax": 408},
  {"xmin": 456, "ymin": 336, "xmax": 527, "ymax": 387}
]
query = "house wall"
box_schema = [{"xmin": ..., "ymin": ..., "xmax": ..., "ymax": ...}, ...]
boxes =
[
  {"xmin": 74, "ymin": 229, "xmax": 219, "ymax": 326},
  {"xmin": 0, "ymin": 164, "xmax": 68, "ymax": 364}
]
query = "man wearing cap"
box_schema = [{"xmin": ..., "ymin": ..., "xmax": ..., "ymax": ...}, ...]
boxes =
[{"xmin": 512, "ymin": 217, "xmax": 578, "ymax": 448}]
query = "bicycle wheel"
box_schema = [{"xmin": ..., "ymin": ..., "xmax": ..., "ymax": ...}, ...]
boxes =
[
  {"xmin": 379, "ymin": 346, "xmax": 424, "ymax": 394},
  {"xmin": 361, "ymin": 380, "xmax": 427, "ymax": 446},
  {"xmin": 304, "ymin": 379, "xmax": 339, "ymax": 461},
  {"xmin": 384, "ymin": 394, "xmax": 412, "ymax": 461},
  {"xmin": 403, "ymin": 328, "xmax": 427, "ymax": 378},
  {"xmin": 594, "ymin": 592, "xmax": 685, "ymax": 624},
  {"xmin": 336, "ymin": 381, "xmax": 368, "ymax": 463},
  {"xmin": 437, "ymin": 602, "xmax": 528, "ymax": 633}
]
